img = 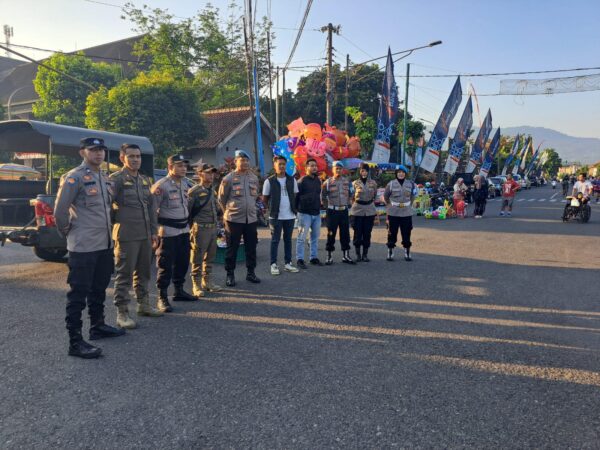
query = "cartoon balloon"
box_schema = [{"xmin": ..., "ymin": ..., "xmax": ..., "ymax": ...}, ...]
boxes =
[
  {"xmin": 332, "ymin": 128, "xmax": 347, "ymax": 147},
  {"xmin": 347, "ymin": 137, "xmax": 361, "ymax": 157},
  {"xmin": 305, "ymin": 138, "xmax": 325, "ymax": 158},
  {"xmin": 272, "ymin": 139, "xmax": 289, "ymax": 157},
  {"xmin": 287, "ymin": 118, "xmax": 306, "ymax": 137},
  {"xmin": 304, "ymin": 123, "xmax": 322, "ymax": 141},
  {"xmin": 285, "ymin": 157, "xmax": 296, "ymax": 176}
]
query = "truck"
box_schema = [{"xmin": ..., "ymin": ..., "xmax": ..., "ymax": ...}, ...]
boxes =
[{"xmin": 0, "ymin": 120, "xmax": 154, "ymax": 261}]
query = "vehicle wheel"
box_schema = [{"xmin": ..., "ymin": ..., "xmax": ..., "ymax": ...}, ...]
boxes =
[
  {"xmin": 582, "ymin": 205, "xmax": 591, "ymax": 223},
  {"xmin": 33, "ymin": 246, "xmax": 68, "ymax": 262}
]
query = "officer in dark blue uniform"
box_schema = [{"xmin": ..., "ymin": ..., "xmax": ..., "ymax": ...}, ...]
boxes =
[{"xmin": 54, "ymin": 137, "xmax": 126, "ymax": 359}]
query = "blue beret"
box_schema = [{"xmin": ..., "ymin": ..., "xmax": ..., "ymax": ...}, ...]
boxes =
[
  {"xmin": 333, "ymin": 161, "xmax": 344, "ymax": 168},
  {"xmin": 396, "ymin": 164, "xmax": 409, "ymax": 173},
  {"xmin": 234, "ymin": 150, "xmax": 251, "ymax": 159}
]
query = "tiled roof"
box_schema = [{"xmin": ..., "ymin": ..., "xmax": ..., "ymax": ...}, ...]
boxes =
[{"xmin": 194, "ymin": 106, "xmax": 254, "ymax": 149}]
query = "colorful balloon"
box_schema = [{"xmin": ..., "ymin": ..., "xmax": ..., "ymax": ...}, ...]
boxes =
[
  {"xmin": 287, "ymin": 118, "xmax": 306, "ymax": 137},
  {"xmin": 304, "ymin": 123, "xmax": 322, "ymax": 141},
  {"xmin": 347, "ymin": 137, "xmax": 361, "ymax": 158}
]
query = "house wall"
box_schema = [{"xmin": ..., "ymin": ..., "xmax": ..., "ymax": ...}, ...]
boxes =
[{"xmin": 216, "ymin": 121, "xmax": 275, "ymax": 174}]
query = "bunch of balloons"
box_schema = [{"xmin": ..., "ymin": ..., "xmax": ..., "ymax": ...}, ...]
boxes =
[{"xmin": 271, "ymin": 118, "xmax": 362, "ymax": 176}]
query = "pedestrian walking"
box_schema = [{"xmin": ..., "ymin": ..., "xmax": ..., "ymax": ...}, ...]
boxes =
[
  {"xmin": 262, "ymin": 155, "xmax": 299, "ymax": 275},
  {"xmin": 350, "ymin": 163, "xmax": 378, "ymax": 261},
  {"xmin": 295, "ymin": 158, "xmax": 324, "ymax": 269},
  {"xmin": 151, "ymin": 154, "xmax": 197, "ymax": 312},
  {"xmin": 499, "ymin": 173, "xmax": 520, "ymax": 216},
  {"xmin": 322, "ymin": 161, "xmax": 355, "ymax": 265},
  {"xmin": 188, "ymin": 163, "xmax": 222, "ymax": 297},
  {"xmin": 217, "ymin": 150, "xmax": 261, "ymax": 287},
  {"xmin": 54, "ymin": 137, "xmax": 125, "ymax": 359},
  {"xmin": 453, "ymin": 177, "xmax": 468, "ymax": 218},
  {"xmin": 472, "ymin": 174, "xmax": 488, "ymax": 219},
  {"xmin": 384, "ymin": 165, "xmax": 416, "ymax": 262},
  {"xmin": 561, "ymin": 177, "xmax": 569, "ymax": 197},
  {"xmin": 110, "ymin": 144, "xmax": 163, "ymax": 330}
]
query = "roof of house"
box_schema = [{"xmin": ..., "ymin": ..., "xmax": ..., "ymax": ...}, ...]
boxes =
[
  {"xmin": 193, "ymin": 106, "xmax": 274, "ymax": 150},
  {"xmin": 0, "ymin": 56, "xmax": 25, "ymax": 82},
  {"xmin": 0, "ymin": 35, "xmax": 144, "ymax": 106}
]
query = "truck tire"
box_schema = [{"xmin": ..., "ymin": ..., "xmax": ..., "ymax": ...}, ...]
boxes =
[{"xmin": 33, "ymin": 246, "xmax": 67, "ymax": 262}]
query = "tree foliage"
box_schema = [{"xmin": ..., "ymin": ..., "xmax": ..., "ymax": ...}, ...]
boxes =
[
  {"xmin": 85, "ymin": 71, "xmax": 206, "ymax": 167},
  {"xmin": 345, "ymin": 106, "xmax": 376, "ymax": 158},
  {"xmin": 541, "ymin": 148, "xmax": 562, "ymax": 176},
  {"xmin": 32, "ymin": 53, "xmax": 120, "ymax": 126}
]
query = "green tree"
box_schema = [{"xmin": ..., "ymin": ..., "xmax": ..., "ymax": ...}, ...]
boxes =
[
  {"xmin": 32, "ymin": 53, "xmax": 120, "ymax": 126},
  {"xmin": 345, "ymin": 106, "xmax": 376, "ymax": 158},
  {"xmin": 85, "ymin": 71, "xmax": 206, "ymax": 167},
  {"xmin": 541, "ymin": 148, "xmax": 562, "ymax": 176}
]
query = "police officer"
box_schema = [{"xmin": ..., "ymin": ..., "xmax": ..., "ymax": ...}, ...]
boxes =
[
  {"xmin": 188, "ymin": 163, "xmax": 222, "ymax": 297},
  {"xmin": 151, "ymin": 154, "xmax": 197, "ymax": 312},
  {"xmin": 54, "ymin": 137, "xmax": 125, "ymax": 359},
  {"xmin": 350, "ymin": 163, "xmax": 378, "ymax": 262},
  {"xmin": 217, "ymin": 150, "xmax": 261, "ymax": 287},
  {"xmin": 322, "ymin": 160, "xmax": 355, "ymax": 265},
  {"xmin": 384, "ymin": 165, "xmax": 416, "ymax": 261},
  {"xmin": 110, "ymin": 143, "xmax": 163, "ymax": 329}
]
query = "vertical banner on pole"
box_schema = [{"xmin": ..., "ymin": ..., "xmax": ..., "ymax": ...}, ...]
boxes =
[
  {"xmin": 371, "ymin": 47, "xmax": 399, "ymax": 163},
  {"xmin": 443, "ymin": 96, "xmax": 473, "ymax": 175},
  {"xmin": 513, "ymin": 137, "xmax": 530, "ymax": 175},
  {"xmin": 501, "ymin": 134, "xmax": 520, "ymax": 176},
  {"xmin": 419, "ymin": 76, "xmax": 463, "ymax": 174},
  {"xmin": 479, "ymin": 128, "xmax": 501, "ymax": 178},
  {"xmin": 465, "ymin": 109, "xmax": 492, "ymax": 173}
]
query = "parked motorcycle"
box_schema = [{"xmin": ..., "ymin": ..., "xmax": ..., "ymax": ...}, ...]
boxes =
[{"xmin": 562, "ymin": 192, "xmax": 591, "ymax": 223}]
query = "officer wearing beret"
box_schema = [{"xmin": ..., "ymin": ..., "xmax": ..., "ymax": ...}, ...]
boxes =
[
  {"xmin": 384, "ymin": 165, "xmax": 416, "ymax": 261},
  {"xmin": 151, "ymin": 154, "xmax": 197, "ymax": 312},
  {"xmin": 54, "ymin": 137, "xmax": 126, "ymax": 359},
  {"xmin": 188, "ymin": 163, "xmax": 222, "ymax": 297},
  {"xmin": 217, "ymin": 150, "xmax": 261, "ymax": 287},
  {"xmin": 110, "ymin": 143, "xmax": 163, "ymax": 330},
  {"xmin": 350, "ymin": 162, "xmax": 378, "ymax": 262},
  {"xmin": 322, "ymin": 161, "xmax": 355, "ymax": 265}
]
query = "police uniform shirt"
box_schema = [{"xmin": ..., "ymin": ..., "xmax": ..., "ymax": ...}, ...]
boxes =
[
  {"xmin": 350, "ymin": 178, "xmax": 378, "ymax": 216},
  {"xmin": 384, "ymin": 179, "xmax": 416, "ymax": 217},
  {"xmin": 322, "ymin": 176, "xmax": 352, "ymax": 208},
  {"xmin": 151, "ymin": 175, "xmax": 194, "ymax": 237},
  {"xmin": 188, "ymin": 184, "xmax": 218, "ymax": 225},
  {"xmin": 217, "ymin": 171, "xmax": 259, "ymax": 224},
  {"xmin": 110, "ymin": 169, "xmax": 157, "ymax": 241},
  {"xmin": 54, "ymin": 163, "xmax": 113, "ymax": 252}
]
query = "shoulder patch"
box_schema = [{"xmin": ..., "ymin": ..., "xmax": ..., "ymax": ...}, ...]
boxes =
[{"xmin": 67, "ymin": 177, "xmax": 76, "ymax": 185}]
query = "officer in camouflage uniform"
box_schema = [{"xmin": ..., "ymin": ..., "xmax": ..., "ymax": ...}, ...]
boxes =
[
  {"xmin": 384, "ymin": 165, "xmax": 416, "ymax": 261},
  {"xmin": 350, "ymin": 162, "xmax": 378, "ymax": 262},
  {"xmin": 188, "ymin": 163, "xmax": 222, "ymax": 297},
  {"xmin": 151, "ymin": 154, "xmax": 197, "ymax": 312},
  {"xmin": 322, "ymin": 161, "xmax": 355, "ymax": 265},
  {"xmin": 110, "ymin": 143, "xmax": 163, "ymax": 329},
  {"xmin": 54, "ymin": 137, "xmax": 125, "ymax": 359}
]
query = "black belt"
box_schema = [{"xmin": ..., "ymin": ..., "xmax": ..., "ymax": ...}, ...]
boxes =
[
  {"xmin": 356, "ymin": 200, "xmax": 373, "ymax": 205},
  {"xmin": 158, "ymin": 217, "xmax": 188, "ymax": 229}
]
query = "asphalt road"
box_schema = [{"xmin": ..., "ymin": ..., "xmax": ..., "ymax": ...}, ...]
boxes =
[{"xmin": 1, "ymin": 184, "xmax": 599, "ymax": 449}]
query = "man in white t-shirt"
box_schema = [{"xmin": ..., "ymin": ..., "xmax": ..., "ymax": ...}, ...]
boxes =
[
  {"xmin": 572, "ymin": 173, "xmax": 593, "ymax": 198},
  {"xmin": 262, "ymin": 155, "xmax": 300, "ymax": 275}
]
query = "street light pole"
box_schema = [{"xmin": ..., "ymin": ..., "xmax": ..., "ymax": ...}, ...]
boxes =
[{"xmin": 7, "ymin": 85, "xmax": 27, "ymax": 119}]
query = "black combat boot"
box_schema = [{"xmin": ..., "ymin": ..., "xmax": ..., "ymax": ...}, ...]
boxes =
[
  {"xmin": 157, "ymin": 289, "xmax": 173, "ymax": 312},
  {"xmin": 246, "ymin": 270, "xmax": 261, "ymax": 284},
  {"xmin": 89, "ymin": 322, "xmax": 126, "ymax": 340},
  {"xmin": 386, "ymin": 248, "xmax": 394, "ymax": 261},
  {"xmin": 173, "ymin": 285, "xmax": 198, "ymax": 302},
  {"xmin": 225, "ymin": 271, "xmax": 236, "ymax": 287},
  {"xmin": 355, "ymin": 246, "xmax": 362, "ymax": 262},
  {"xmin": 342, "ymin": 250, "xmax": 356, "ymax": 264},
  {"xmin": 68, "ymin": 331, "xmax": 102, "ymax": 359},
  {"xmin": 404, "ymin": 247, "xmax": 412, "ymax": 261},
  {"xmin": 362, "ymin": 248, "xmax": 370, "ymax": 262},
  {"xmin": 325, "ymin": 251, "xmax": 334, "ymax": 265}
]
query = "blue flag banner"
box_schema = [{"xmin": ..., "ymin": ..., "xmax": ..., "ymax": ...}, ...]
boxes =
[
  {"xmin": 501, "ymin": 134, "xmax": 520, "ymax": 176},
  {"xmin": 443, "ymin": 96, "xmax": 473, "ymax": 175},
  {"xmin": 525, "ymin": 144, "xmax": 542, "ymax": 175},
  {"xmin": 372, "ymin": 47, "xmax": 399, "ymax": 163},
  {"xmin": 512, "ymin": 137, "xmax": 530, "ymax": 175},
  {"xmin": 465, "ymin": 109, "xmax": 492, "ymax": 173},
  {"xmin": 479, "ymin": 127, "xmax": 501, "ymax": 178},
  {"xmin": 419, "ymin": 76, "xmax": 463, "ymax": 173}
]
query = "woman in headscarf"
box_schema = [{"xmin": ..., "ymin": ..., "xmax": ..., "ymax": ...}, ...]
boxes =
[
  {"xmin": 472, "ymin": 174, "xmax": 488, "ymax": 218},
  {"xmin": 384, "ymin": 165, "xmax": 416, "ymax": 261},
  {"xmin": 350, "ymin": 163, "xmax": 378, "ymax": 261}
]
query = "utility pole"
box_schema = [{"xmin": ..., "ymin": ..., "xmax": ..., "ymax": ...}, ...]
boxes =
[
  {"xmin": 281, "ymin": 69, "xmax": 286, "ymax": 133},
  {"xmin": 267, "ymin": 30, "xmax": 274, "ymax": 125},
  {"xmin": 242, "ymin": 17, "xmax": 259, "ymax": 166},
  {"xmin": 321, "ymin": 23, "xmax": 340, "ymax": 126},
  {"xmin": 3, "ymin": 25, "xmax": 13, "ymax": 57},
  {"xmin": 345, "ymin": 53, "xmax": 349, "ymax": 130},
  {"xmin": 401, "ymin": 63, "xmax": 410, "ymax": 166},
  {"xmin": 275, "ymin": 66, "xmax": 280, "ymax": 138}
]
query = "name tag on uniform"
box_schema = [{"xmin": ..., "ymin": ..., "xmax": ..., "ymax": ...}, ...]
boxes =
[{"xmin": 124, "ymin": 181, "xmax": 134, "ymax": 186}]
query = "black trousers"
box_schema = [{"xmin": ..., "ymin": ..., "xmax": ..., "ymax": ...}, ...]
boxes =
[
  {"xmin": 352, "ymin": 215, "xmax": 375, "ymax": 249},
  {"xmin": 386, "ymin": 216, "xmax": 413, "ymax": 249},
  {"xmin": 156, "ymin": 233, "xmax": 190, "ymax": 290},
  {"xmin": 66, "ymin": 248, "xmax": 114, "ymax": 332},
  {"xmin": 474, "ymin": 199, "xmax": 487, "ymax": 216},
  {"xmin": 326, "ymin": 209, "xmax": 351, "ymax": 252},
  {"xmin": 224, "ymin": 220, "xmax": 258, "ymax": 272}
]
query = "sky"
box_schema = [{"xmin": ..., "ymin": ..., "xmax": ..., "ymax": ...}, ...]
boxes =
[{"xmin": 2, "ymin": 0, "xmax": 600, "ymax": 138}]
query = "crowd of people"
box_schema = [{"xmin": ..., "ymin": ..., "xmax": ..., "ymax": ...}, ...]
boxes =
[{"xmin": 54, "ymin": 138, "xmax": 417, "ymax": 359}]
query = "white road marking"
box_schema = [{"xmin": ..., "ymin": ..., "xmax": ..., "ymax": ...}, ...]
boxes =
[
  {"xmin": 528, "ymin": 199, "xmax": 536, "ymax": 202},
  {"xmin": 551, "ymin": 192, "xmax": 558, "ymax": 199},
  {"xmin": 517, "ymin": 199, "xmax": 525, "ymax": 202},
  {"xmin": 550, "ymin": 199, "xmax": 557, "ymax": 202},
  {"xmin": 539, "ymin": 198, "xmax": 546, "ymax": 202}
]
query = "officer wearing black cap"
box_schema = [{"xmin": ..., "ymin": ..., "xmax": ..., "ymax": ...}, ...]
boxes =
[
  {"xmin": 217, "ymin": 150, "xmax": 261, "ymax": 286},
  {"xmin": 54, "ymin": 137, "xmax": 126, "ymax": 359},
  {"xmin": 151, "ymin": 154, "xmax": 197, "ymax": 311}
]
